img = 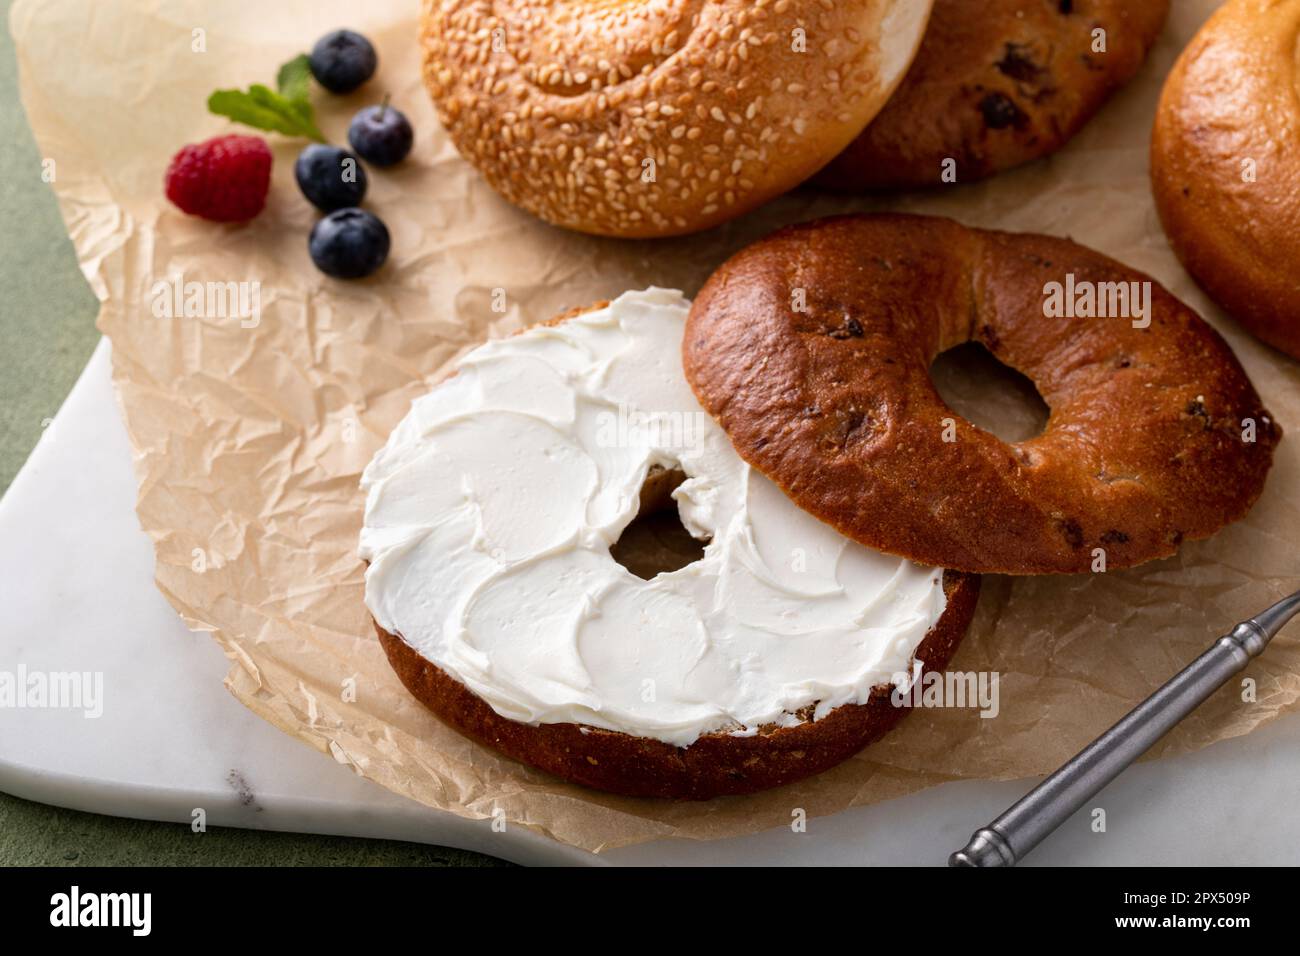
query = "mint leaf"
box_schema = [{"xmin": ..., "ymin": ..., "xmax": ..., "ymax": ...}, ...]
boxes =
[
  {"xmin": 208, "ymin": 83, "xmax": 325, "ymax": 142},
  {"xmin": 276, "ymin": 54, "xmax": 312, "ymax": 102}
]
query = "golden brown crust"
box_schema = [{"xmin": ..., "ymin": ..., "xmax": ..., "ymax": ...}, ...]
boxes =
[
  {"xmin": 377, "ymin": 570, "xmax": 979, "ymax": 800},
  {"xmin": 419, "ymin": 0, "xmax": 933, "ymax": 237},
  {"xmin": 683, "ymin": 213, "xmax": 1281, "ymax": 574},
  {"xmin": 1150, "ymin": 0, "xmax": 1300, "ymax": 361},
  {"xmin": 817, "ymin": 0, "xmax": 1168, "ymax": 190}
]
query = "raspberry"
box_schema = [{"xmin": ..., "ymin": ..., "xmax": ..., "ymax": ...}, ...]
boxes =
[{"xmin": 164, "ymin": 135, "xmax": 272, "ymax": 222}]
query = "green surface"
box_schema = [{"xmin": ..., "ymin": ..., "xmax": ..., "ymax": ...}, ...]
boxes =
[
  {"xmin": 0, "ymin": 793, "xmax": 509, "ymax": 867},
  {"xmin": 0, "ymin": 0, "xmax": 501, "ymax": 867},
  {"xmin": 0, "ymin": 3, "xmax": 97, "ymax": 494}
]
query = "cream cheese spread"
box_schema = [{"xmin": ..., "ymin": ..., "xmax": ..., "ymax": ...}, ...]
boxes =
[{"xmin": 360, "ymin": 288, "xmax": 946, "ymax": 747}]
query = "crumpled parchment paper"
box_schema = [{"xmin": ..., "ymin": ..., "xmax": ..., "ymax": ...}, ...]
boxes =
[{"xmin": 11, "ymin": 0, "xmax": 1299, "ymax": 852}]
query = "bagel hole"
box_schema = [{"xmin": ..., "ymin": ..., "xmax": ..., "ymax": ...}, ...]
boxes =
[
  {"xmin": 930, "ymin": 342, "xmax": 1049, "ymax": 443},
  {"xmin": 610, "ymin": 465, "xmax": 709, "ymax": 580}
]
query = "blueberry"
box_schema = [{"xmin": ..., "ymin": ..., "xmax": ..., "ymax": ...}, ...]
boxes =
[
  {"xmin": 309, "ymin": 208, "xmax": 390, "ymax": 279},
  {"xmin": 308, "ymin": 30, "xmax": 377, "ymax": 94},
  {"xmin": 295, "ymin": 144, "xmax": 368, "ymax": 212},
  {"xmin": 348, "ymin": 98, "xmax": 414, "ymax": 167}
]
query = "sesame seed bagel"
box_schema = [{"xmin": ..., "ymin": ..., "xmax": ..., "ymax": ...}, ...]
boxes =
[
  {"xmin": 1151, "ymin": 0, "xmax": 1300, "ymax": 362},
  {"xmin": 682, "ymin": 214, "xmax": 1281, "ymax": 575},
  {"xmin": 419, "ymin": 0, "xmax": 934, "ymax": 237},
  {"xmin": 816, "ymin": 0, "xmax": 1169, "ymax": 190},
  {"xmin": 376, "ymin": 569, "xmax": 979, "ymax": 800}
]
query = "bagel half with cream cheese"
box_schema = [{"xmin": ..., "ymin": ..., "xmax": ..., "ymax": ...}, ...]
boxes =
[{"xmin": 360, "ymin": 290, "xmax": 979, "ymax": 799}]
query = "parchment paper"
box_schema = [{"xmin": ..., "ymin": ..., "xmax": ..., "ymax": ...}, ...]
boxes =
[{"xmin": 11, "ymin": 0, "xmax": 1300, "ymax": 853}]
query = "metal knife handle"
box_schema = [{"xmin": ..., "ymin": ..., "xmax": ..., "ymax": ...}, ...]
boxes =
[{"xmin": 950, "ymin": 589, "xmax": 1300, "ymax": 867}]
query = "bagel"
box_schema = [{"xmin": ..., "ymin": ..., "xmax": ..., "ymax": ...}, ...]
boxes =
[
  {"xmin": 419, "ymin": 0, "xmax": 933, "ymax": 237},
  {"xmin": 376, "ymin": 573, "xmax": 977, "ymax": 800},
  {"xmin": 816, "ymin": 0, "xmax": 1169, "ymax": 190},
  {"xmin": 1151, "ymin": 0, "xmax": 1300, "ymax": 361},
  {"xmin": 682, "ymin": 214, "xmax": 1280, "ymax": 575},
  {"xmin": 360, "ymin": 290, "xmax": 980, "ymax": 799}
]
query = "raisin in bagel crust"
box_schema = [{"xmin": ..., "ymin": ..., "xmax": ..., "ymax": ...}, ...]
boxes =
[
  {"xmin": 816, "ymin": 0, "xmax": 1169, "ymax": 190},
  {"xmin": 360, "ymin": 290, "xmax": 979, "ymax": 799},
  {"xmin": 419, "ymin": 0, "xmax": 933, "ymax": 237},
  {"xmin": 1151, "ymin": 0, "xmax": 1300, "ymax": 361},
  {"xmin": 683, "ymin": 215, "xmax": 1280, "ymax": 575}
]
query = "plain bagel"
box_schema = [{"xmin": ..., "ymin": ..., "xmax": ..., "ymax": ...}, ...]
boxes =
[
  {"xmin": 1151, "ymin": 0, "xmax": 1300, "ymax": 361},
  {"xmin": 419, "ymin": 0, "xmax": 933, "ymax": 237},
  {"xmin": 683, "ymin": 214, "xmax": 1280, "ymax": 575},
  {"xmin": 817, "ymin": 0, "xmax": 1169, "ymax": 190}
]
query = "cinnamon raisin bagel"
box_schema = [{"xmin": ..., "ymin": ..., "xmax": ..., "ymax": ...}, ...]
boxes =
[
  {"xmin": 816, "ymin": 0, "xmax": 1169, "ymax": 190},
  {"xmin": 360, "ymin": 290, "xmax": 980, "ymax": 799},
  {"xmin": 419, "ymin": 0, "xmax": 933, "ymax": 237},
  {"xmin": 683, "ymin": 214, "xmax": 1280, "ymax": 575},
  {"xmin": 376, "ymin": 569, "xmax": 977, "ymax": 800},
  {"xmin": 1151, "ymin": 0, "xmax": 1300, "ymax": 361}
]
